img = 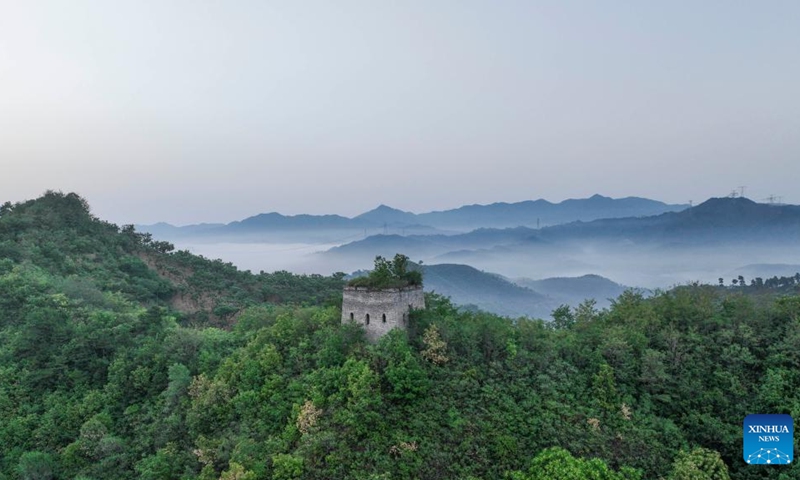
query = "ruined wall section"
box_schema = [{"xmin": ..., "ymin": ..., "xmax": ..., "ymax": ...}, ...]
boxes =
[{"xmin": 341, "ymin": 286, "xmax": 425, "ymax": 342}]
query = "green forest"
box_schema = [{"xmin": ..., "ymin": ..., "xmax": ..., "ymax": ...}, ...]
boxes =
[
  {"xmin": 0, "ymin": 192, "xmax": 798, "ymax": 479},
  {"xmin": 346, "ymin": 255, "xmax": 422, "ymax": 290}
]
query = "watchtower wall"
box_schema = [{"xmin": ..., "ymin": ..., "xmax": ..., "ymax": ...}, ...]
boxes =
[{"xmin": 341, "ymin": 285, "xmax": 425, "ymax": 342}]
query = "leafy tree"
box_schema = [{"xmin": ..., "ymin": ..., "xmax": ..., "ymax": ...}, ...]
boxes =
[
  {"xmin": 135, "ymin": 443, "xmax": 192, "ymax": 480},
  {"xmin": 348, "ymin": 254, "xmax": 422, "ymax": 289},
  {"xmin": 379, "ymin": 332, "xmax": 429, "ymax": 402},
  {"xmin": 669, "ymin": 448, "xmax": 730, "ymax": 480},
  {"xmin": 270, "ymin": 455, "xmax": 303, "ymax": 480},
  {"xmin": 507, "ymin": 447, "xmax": 641, "ymax": 479},
  {"xmin": 551, "ymin": 304, "xmax": 575, "ymax": 329},
  {"xmin": 219, "ymin": 462, "xmax": 257, "ymax": 480},
  {"xmin": 16, "ymin": 452, "xmax": 57, "ymax": 480},
  {"xmin": 592, "ymin": 364, "xmax": 620, "ymax": 414}
]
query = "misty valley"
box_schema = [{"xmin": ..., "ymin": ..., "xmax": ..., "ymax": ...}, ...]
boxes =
[{"xmin": 141, "ymin": 195, "xmax": 800, "ymax": 319}]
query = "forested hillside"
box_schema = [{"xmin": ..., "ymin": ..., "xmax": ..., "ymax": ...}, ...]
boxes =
[
  {"xmin": 0, "ymin": 192, "xmax": 345, "ymax": 325},
  {"xmin": 1, "ymin": 193, "xmax": 799, "ymax": 479}
]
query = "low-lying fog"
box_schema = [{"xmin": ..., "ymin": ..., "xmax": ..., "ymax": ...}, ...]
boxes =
[
  {"xmin": 177, "ymin": 242, "xmax": 344, "ymax": 275},
  {"xmin": 175, "ymin": 240, "xmax": 800, "ymax": 290}
]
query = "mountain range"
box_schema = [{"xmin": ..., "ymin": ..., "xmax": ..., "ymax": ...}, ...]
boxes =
[
  {"xmin": 535, "ymin": 197, "xmax": 800, "ymax": 244},
  {"xmin": 327, "ymin": 197, "xmax": 800, "ymax": 255},
  {"xmin": 137, "ymin": 196, "xmax": 800, "ymax": 290},
  {"xmin": 138, "ymin": 195, "xmax": 688, "ymax": 242},
  {"xmin": 513, "ymin": 274, "xmax": 631, "ymax": 310},
  {"xmin": 407, "ymin": 194, "xmax": 688, "ymax": 230},
  {"xmin": 323, "ymin": 198, "xmax": 800, "ymax": 288},
  {"xmin": 420, "ymin": 263, "xmax": 553, "ymax": 318}
]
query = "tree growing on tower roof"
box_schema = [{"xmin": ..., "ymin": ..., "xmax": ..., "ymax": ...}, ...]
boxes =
[
  {"xmin": 347, "ymin": 254, "xmax": 422, "ymax": 290},
  {"xmin": 343, "ymin": 253, "xmax": 425, "ymax": 342}
]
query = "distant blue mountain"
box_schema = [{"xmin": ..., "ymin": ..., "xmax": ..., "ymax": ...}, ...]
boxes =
[
  {"xmin": 320, "ymin": 197, "xmax": 800, "ymax": 272},
  {"xmin": 329, "ymin": 194, "xmax": 688, "ymax": 232},
  {"xmin": 353, "ymin": 204, "xmax": 418, "ymax": 225},
  {"xmin": 415, "ymin": 194, "xmax": 687, "ymax": 229},
  {"xmin": 421, "ymin": 263, "xmax": 555, "ymax": 319},
  {"xmin": 326, "ymin": 234, "xmax": 445, "ymax": 258},
  {"xmin": 514, "ymin": 274, "xmax": 632, "ymax": 309},
  {"xmin": 538, "ymin": 197, "xmax": 800, "ymax": 243},
  {"xmin": 226, "ymin": 212, "xmax": 361, "ymax": 231},
  {"xmin": 136, "ymin": 194, "xmax": 689, "ymax": 242},
  {"xmin": 323, "ymin": 227, "xmax": 549, "ymax": 261}
]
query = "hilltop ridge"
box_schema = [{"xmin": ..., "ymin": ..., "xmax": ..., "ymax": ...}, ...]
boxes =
[
  {"xmin": 137, "ymin": 194, "xmax": 688, "ymax": 241},
  {"xmin": 0, "ymin": 191, "xmax": 345, "ymax": 326}
]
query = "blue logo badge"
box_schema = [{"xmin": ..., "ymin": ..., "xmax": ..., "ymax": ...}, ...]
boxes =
[{"xmin": 743, "ymin": 414, "xmax": 793, "ymax": 465}]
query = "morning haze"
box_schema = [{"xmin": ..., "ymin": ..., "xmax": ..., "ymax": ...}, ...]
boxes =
[
  {"xmin": 2, "ymin": 1, "xmax": 799, "ymax": 225},
  {"xmin": 4, "ymin": 5, "xmax": 800, "ymax": 476}
]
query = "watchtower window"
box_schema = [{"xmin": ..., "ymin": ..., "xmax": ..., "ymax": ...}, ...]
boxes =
[
  {"xmin": 382, "ymin": 314, "xmax": 386, "ymax": 323},
  {"xmin": 350, "ymin": 312, "xmax": 354, "ymax": 320},
  {"xmin": 365, "ymin": 314, "xmax": 370, "ymax": 325}
]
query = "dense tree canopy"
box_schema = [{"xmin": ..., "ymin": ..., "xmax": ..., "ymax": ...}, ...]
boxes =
[{"xmin": 347, "ymin": 254, "xmax": 422, "ymax": 289}]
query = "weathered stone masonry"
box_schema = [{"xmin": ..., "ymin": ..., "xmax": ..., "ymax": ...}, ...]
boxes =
[{"xmin": 341, "ymin": 285, "xmax": 425, "ymax": 342}]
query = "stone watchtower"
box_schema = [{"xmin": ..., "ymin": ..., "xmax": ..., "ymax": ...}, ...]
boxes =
[{"xmin": 342, "ymin": 285, "xmax": 425, "ymax": 342}]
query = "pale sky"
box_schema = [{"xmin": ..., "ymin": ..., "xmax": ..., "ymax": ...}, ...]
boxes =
[{"xmin": 1, "ymin": 1, "xmax": 798, "ymax": 225}]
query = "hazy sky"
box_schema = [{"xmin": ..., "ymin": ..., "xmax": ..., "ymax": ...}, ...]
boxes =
[{"xmin": 1, "ymin": 1, "xmax": 798, "ymax": 225}]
